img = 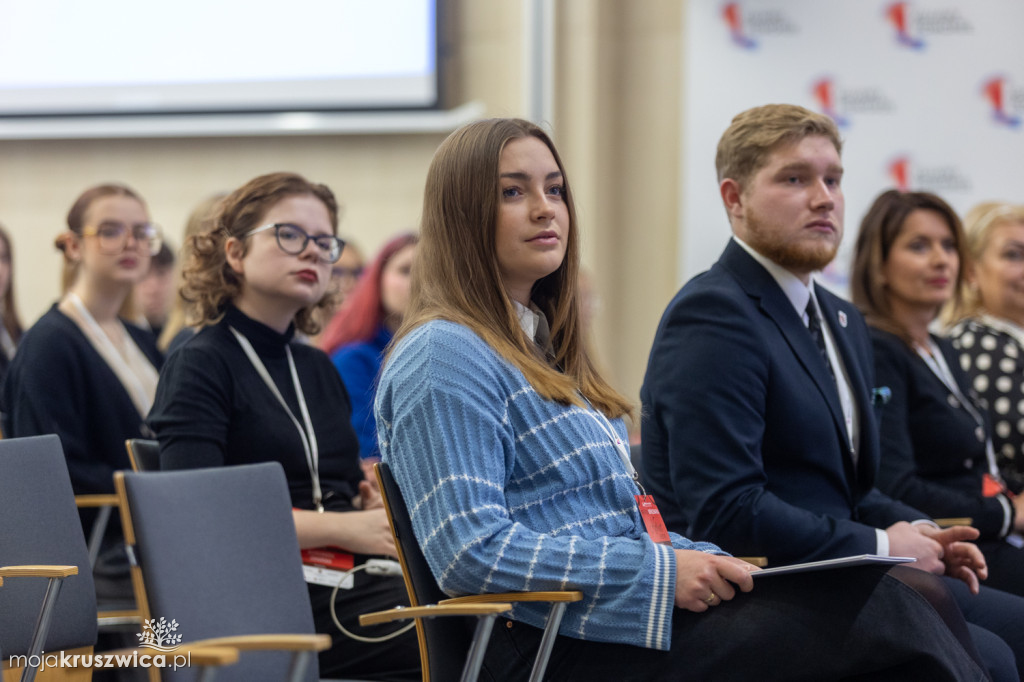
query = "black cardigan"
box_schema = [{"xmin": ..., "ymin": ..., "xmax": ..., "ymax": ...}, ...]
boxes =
[{"xmin": 871, "ymin": 327, "xmax": 1012, "ymax": 539}]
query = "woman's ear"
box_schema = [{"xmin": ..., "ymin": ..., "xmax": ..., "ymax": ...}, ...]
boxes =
[
  {"xmin": 57, "ymin": 231, "xmax": 83, "ymax": 263},
  {"xmin": 963, "ymin": 260, "xmax": 977, "ymax": 287},
  {"xmin": 225, "ymin": 237, "xmax": 246, "ymax": 276}
]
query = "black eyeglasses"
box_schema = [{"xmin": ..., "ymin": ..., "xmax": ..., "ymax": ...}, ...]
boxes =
[
  {"xmin": 331, "ymin": 266, "xmax": 364, "ymax": 280},
  {"xmin": 246, "ymin": 223, "xmax": 345, "ymax": 263},
  {"xmin": 81, "ymin": 221, "xmax": 163, "ymax": 256}
]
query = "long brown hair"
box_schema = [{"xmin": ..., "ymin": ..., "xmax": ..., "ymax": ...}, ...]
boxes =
[
  {"xmin": 181, "ymin": 172, "xmax": 339, "ymax": 335},
  {"xmin": 851, "ymin": 189, "xmax": 966, "ymax": 344},
  {"xmin": 393, "ymin": 118, "xmax": 632, "ymax": 419},
  {"xmin": 0, "ymin": 224, "xmax": 23, "ymax": 343},
  {"xmin": 157, "ymin": 192, "xmax": 226, "ymax": 350}
]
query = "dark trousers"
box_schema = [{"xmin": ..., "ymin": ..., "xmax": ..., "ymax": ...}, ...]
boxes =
[
  {"xmin": 481, "ymin": 566, "xmax": 988, "ymax": 682},
  {"xmin": 945, "ymin": 576, "xmax": 1024, "ymax": 681},
  {"xmin": 976, "ymin": 539, "xmax": 1024, "ymax": 597},
  {"xmin": 309, "ymin": 569, "xmax": 421, "ymax": 682}
]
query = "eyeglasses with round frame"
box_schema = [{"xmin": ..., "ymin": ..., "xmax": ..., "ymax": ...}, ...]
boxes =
[
  {"xmin": 246, "ymin": 223, "xmax": 345, "ymax": 264},
  {"xmin": 80, "ymin": 221, "xmax": 163, "ymax": 256}
]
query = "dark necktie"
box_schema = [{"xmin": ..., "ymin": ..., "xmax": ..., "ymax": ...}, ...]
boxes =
[{"xmin": 806, "ymin": 300, "xmax": 835, "ymax": 381}]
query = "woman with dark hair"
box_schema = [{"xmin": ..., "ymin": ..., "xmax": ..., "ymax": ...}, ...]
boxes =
[
  {"xmin": 320, "ymin": 232, "xmax": 417, "ymax": 460},
  {"xmin": 947, "ymin": 202, "xmax": 1024, "ymax": 494},
  {"xmin": 147, "ymin": 171, "xmax": 419, "ymax": 681},
  {"xmin": 851, "ymin": 188, "xmax": 1024, "ymax": 597},
  {"xmin": 0, "ymin": 223, "xmax": 24, "ymax": 383},
  {"xmin": 2, "ymin": 183, "xmax": 163, "ymax": 600},
  {"xmin": 374, "ymin": 118, "xmax": 990, "ymax": 681}
]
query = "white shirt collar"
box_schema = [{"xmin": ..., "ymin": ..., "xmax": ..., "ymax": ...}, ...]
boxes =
[
  {"xmin": 513, "ymin": 300, "xmax": 541, "ymax": 341},
  {"xmin": 733, "ymin": 236, "xmax": 814, "ymax": 319}
]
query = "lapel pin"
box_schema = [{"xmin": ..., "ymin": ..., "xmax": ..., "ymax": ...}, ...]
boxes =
[{"xmin": 838, "ymin": 311, "xmax": 848, "ymax": 328}]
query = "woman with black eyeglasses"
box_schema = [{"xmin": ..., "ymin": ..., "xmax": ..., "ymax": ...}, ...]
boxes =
[
  {"xmin": 147, "ymin": 172, "xmax": 419, "ymax": 681},
  {"xmin": 2, "ymin": 183, "xmax": 164, "ymax": 602}
]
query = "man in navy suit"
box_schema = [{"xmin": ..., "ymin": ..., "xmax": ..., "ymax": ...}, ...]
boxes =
[{"xmin": 641, "ymin": 103, "xmax": 1024, "ymax": 679}]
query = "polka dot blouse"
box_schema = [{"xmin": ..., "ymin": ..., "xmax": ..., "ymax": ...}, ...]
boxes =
[{"xmin": 948, "ymin": 316, "xmax": 1024, "ymax": 493}]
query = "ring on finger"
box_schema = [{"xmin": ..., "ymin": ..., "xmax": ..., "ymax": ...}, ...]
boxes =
[{"xmin": 704, "ymin": 591, "xmax": 717, "ymax": 605}]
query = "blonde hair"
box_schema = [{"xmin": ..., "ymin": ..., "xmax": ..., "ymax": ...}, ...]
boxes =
[
  {"xmin": 948, "ymin": 201, "xmax": 1024, "ymax": 324},
  {"xmin": 716, "ymin": 103, "xmax": 842, "ymax": 189},
  {"xmin": 180, "ymin": 172, "xmax": 339, "ymax": 336},
  {"xmin": 393, "ymin": 118, "xmax": 632, "ymax": 420}
]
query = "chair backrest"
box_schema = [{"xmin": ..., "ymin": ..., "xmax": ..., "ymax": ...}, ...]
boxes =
[
  {"xmin": 116, "ymin": 462, "xmax": 318, "ymax": 682},
  {"xmin": 376, "ymin": 462, "xmax": 472, "ymax": 682},
  {"xmin": 125, "ymin": 439, "xmax": 160, "ymax": 472},
  {"xmin": 0, "ymin": 435, "xmax": 98, "ymax": 657}
]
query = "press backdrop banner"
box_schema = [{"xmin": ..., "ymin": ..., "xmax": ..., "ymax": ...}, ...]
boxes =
[{"xmin": 681, "ymin": 0, "xmax": 1024, "ymax": 290}]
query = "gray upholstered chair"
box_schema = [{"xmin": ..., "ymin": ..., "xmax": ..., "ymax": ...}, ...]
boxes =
[
  {"xmin": 0, "ymin": 435, "xmax": 240, "ymax": 682},
  {"xmin": 0, "ymin": 434, "xmax": 101, "ymax": 681},
  {"xmin": 114, "ymin": 462, "xmax": 330, "ymax": 682}
]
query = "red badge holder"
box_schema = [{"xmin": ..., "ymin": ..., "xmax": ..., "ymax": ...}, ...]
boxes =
[{"xmin": 635, "ymin": 495, "xmax": 672, "ymax": 545}]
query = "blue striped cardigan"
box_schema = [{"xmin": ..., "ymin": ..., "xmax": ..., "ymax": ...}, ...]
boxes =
[{"xmin": 376, "ymin": 320, "xmax": 726, "ymax": 650}]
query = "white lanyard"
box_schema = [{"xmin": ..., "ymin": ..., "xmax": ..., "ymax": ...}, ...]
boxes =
[
  {"xmin": 916, "ymin": 338, "xmax": 1001, "ymax": 480},
  {"xmin": 230, "ymin": 326, "xmax": 324, "ymax": 511},
  {"xmin": 581, "ymin": 399, "xmax": 645, "ymax": 496},
  {"xmin": 67, "ymin": 292, "xmax": 153, "ymax": 416}
]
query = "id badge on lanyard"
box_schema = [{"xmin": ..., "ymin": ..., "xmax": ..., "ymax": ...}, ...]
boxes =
[
  {"xmin": 231, "ymin": 327, "xmax": 325, "ymax": 512},
  {"xmin": 584, "ymin": 403, "xmax": 673, "ymax": 545}
]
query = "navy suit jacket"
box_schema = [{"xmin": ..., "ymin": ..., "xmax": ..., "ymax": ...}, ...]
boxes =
[{"xmin": 640, "ymin": 240, "xmax": 923, "ymax": 564}]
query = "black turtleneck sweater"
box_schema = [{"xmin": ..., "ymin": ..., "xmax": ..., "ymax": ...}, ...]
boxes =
[{"xmin": 149, "ymin": 305, "xmax": 363, "ymax": 512}]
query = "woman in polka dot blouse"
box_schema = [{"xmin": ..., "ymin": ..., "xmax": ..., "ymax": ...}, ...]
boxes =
[
  {"xmin": 852, "ymin": 190, "xmax": 1024, "ymax": 597},
  {"xmin": 948, "ymin": 202, "xmax": 1024, "ymax": 496}
]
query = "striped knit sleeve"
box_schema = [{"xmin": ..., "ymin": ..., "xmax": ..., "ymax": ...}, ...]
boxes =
[{"xmin": 376, "ymin": 321, "xmax": 678, "ymax": 650}]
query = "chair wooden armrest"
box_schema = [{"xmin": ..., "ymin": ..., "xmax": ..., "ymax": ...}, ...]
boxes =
[
  {"xmin": 934, "ymin": 517, "xmax": 973, "ymax": 528},
  {"xmin": 0, "ymin": 564, "xmax": 78, "ymax": 578},
  {"xmin": 440, "ymin": 590, "xmax": 582, "ymax": 606},
  {"xmin": 738, "ymin": 557, "xmax": 768, "ymax": 567},
  {"xmin": 192, "ymin": 633, "xmax": 331, "ymax": 653},
  {"xmin": 360, "ymin": 602, "xmax": 512, "ymax": 627},
  {"xmin": 75, "ymin": 494, "xmax": 119, "ymax": 507}
]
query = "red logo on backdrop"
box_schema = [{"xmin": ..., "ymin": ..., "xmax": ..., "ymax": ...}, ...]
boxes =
[
  {"xmin": 885, "ymin": 156, "xmax": 972, "ymax": 193},
  {"xmin": 722, "ymin": 3, "xmax": 757, "ymax": 49},
  {"xmin": 812, "ymin": 79, "xmax": 848, "ymax": 127},
  {"xmin": 886, "ymin": 2, "xmax": 925, "ymax": 49},
  {"xmin": 885, "ymin": 3, "xmax": 971, "ymax": 47},
  {"xmin": 982, "ymin": 76, "xmax": 1022, "ymax": 128},
  {"xmin": 812, "ymin": 77, "xmax": 895, "ymax": 128},
  {"xmin": 888, "ymin": 157, "xmax": 911, "ymax": 191}
]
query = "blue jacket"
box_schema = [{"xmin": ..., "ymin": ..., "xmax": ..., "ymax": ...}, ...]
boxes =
[
  {"xmin": 641, "ymin": 240, "xmax": 923, "ymax": 564},
  {"xmin": 331, "ymin": 325, "xmax": 391, "ymax": 459}
]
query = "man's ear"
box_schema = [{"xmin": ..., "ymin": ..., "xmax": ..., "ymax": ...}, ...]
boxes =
[
  {"xmin": 225, "ymin": 237, "xmax": 245, "ymax": 275},
  {"xmin": 720, "ymin": 178, "xmax": 744, "ymax": 221}
]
